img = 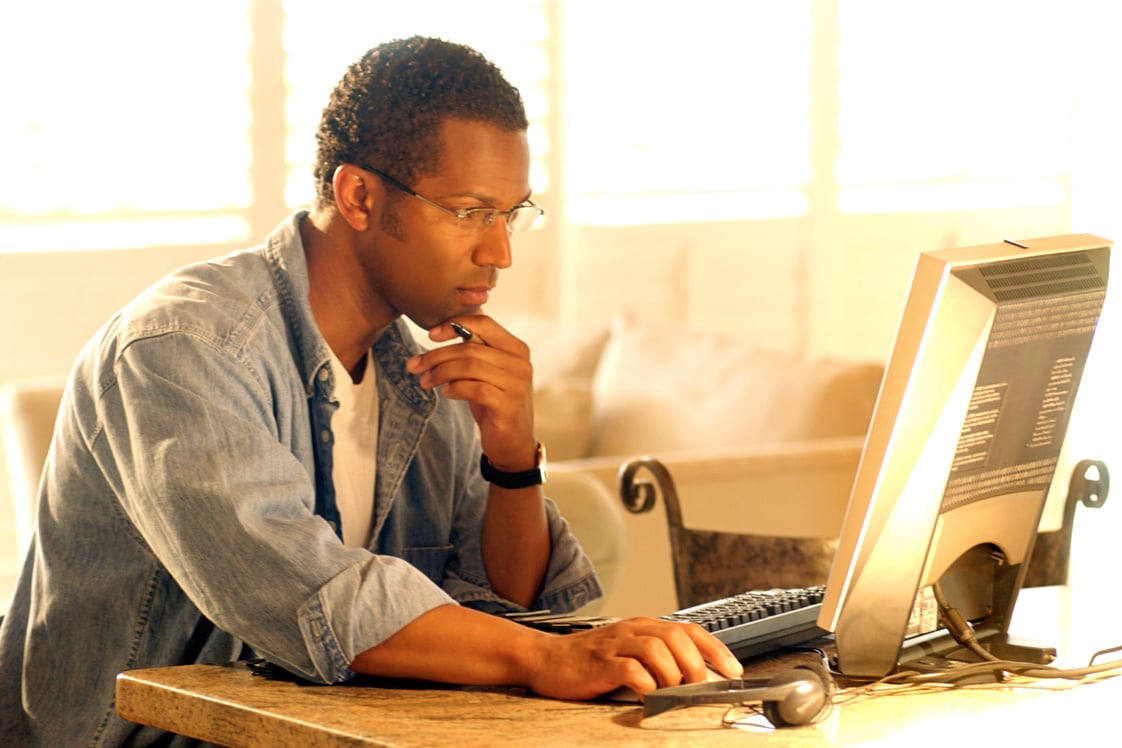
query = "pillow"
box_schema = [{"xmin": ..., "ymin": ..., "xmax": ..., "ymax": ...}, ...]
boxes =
[
  {"xmin": 505, "ymin": 314, "xmax": 610, "ymax": 382},
  {"xmin": 588, "ymin": 314, "xmax": 883, "ymax": 457},
  {"xmin": 507, "ymin": 315, "xmax": 611, "ymax": 461}
]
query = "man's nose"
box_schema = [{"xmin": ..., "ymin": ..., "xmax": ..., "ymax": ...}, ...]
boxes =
[{"xmin": 475, "ymin": 219, "xmax": 513, "ymax": 269}]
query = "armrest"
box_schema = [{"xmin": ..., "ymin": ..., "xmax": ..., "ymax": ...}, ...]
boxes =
[
  {"xmin": 552, "ymin": 436, "xmax": 865, "ymax": 539},
  {"xmin": 1, "ymin": 377, "xmax": 65, "ymax": 554}
]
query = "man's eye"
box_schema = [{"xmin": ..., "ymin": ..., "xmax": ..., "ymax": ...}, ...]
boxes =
[{"xmin": 464, "ymin": 209, "xmax": 497, "ymax": 227}]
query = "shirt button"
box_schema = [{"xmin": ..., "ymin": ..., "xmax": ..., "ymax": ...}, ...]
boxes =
[
  {"xmin": 320, "ymin": 430, "xmax": 330, "ymax": 443},
  {"xmin": 318, "ymin": 369, "xmax": 329, "ymax": 381}
]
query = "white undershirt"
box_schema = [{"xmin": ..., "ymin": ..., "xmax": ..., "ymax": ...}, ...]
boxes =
[{"xmin": 328, "ymin": 351, "xmax": 379, "ymax": 548}]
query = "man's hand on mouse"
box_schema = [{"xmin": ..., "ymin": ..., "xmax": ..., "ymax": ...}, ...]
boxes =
[{"xmin": 524, "ymin": 617, "xmax": 744, "ymax": 701}]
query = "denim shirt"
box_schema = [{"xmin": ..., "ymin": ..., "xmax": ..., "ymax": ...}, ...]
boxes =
[{"xmin": 0, "ymin": 212, "xmax": 601, "ymax": 747}]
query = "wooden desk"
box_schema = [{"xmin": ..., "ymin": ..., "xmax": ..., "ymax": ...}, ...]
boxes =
[{"xmin": 116, "ymin": 587, "xmax": 1122, "ymax": 747}]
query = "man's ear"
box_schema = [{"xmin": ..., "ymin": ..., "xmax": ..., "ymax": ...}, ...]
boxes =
[{"xmin": 332, "ymin": 164, "xmax": 379, "ymax": 232}]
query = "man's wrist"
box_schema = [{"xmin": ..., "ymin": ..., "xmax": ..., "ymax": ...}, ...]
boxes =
[{"xmin": 480, "ymin": 442, "xmax": 547, "ymax": 489}]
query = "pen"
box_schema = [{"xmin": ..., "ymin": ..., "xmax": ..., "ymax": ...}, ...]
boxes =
[{"xmin": 450, "ymin": 321, "xmax": 487, "ymax": 346}]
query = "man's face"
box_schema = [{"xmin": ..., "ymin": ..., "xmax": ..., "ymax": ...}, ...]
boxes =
[{"xmin": 362, "ymin": 118, "xmax": 532, "ymax": 330}]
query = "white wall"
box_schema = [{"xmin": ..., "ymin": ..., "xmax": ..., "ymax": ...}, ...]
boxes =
[{"xmin": 562, "ymin": 205, "xmax": 1079, "ymax": 362}]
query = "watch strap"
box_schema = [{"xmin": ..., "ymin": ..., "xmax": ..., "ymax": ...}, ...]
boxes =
[{"xmin": 480, "ymin": 443, "xmax": 546, "ymax": 489}]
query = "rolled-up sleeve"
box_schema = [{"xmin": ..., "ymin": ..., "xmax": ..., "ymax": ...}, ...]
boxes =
[{"xmin": 298, "ymin": 557, "xmax": 455, "ymax": 682}]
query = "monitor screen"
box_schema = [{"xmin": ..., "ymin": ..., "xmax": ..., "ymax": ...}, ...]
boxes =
[{"xmin": 817, "ymin": 234, "xmax": 1111, "ymax": 678}]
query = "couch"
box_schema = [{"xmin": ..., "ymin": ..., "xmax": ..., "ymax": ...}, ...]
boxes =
[{"xmin": 508, "ymin": 312, "xmax": 885, "ymax": 618}]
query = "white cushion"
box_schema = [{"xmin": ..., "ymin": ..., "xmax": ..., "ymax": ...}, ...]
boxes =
[
  {"xmin": 545, "ymin": 468, "xmax": 627, "ymax": 614},
  {"xmin": 531, "ymin": 379, "xmax": 596, "ymax": 461}
]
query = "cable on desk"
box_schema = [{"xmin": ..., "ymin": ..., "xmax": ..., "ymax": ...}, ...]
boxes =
[
  {"xmin": 831, "ymin": 660, "xmax": 1122, "ymax": 710},
  {"xmin": 933, "ymin": 583, "xmax": 1001, "ymax": 664}
]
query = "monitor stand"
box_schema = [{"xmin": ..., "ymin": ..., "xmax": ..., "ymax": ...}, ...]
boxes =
[{"xmin": 897, "ymin": 623, "xmax": 1056, "ymax": 682}]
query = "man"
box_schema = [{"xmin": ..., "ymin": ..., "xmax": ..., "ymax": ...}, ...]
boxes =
[{"xmin": 0, "ymin": 36, "xmax": 741, "ymax": 745}]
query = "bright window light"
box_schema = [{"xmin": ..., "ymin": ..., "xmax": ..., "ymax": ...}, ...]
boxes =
[
  {"xmin": 0, "ymin": 1, "xmax": 253, "ymax": 250},
  {"xmin": 836, "ymin": 0, "xmax": 1074, "ymax": 214},
  {"xmin": 563, "ymin": 0, "xmax": 814, "ymax": 225}
]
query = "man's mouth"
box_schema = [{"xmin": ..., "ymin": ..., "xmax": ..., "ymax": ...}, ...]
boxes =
[{"xmin": 456, "ymin": 285, "xmax": 493, "ymax": 307}]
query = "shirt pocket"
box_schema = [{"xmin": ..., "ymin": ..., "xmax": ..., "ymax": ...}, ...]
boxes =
[{"xmin": 402, "ymin": 544, "xmax": 453, "ymax": 584}]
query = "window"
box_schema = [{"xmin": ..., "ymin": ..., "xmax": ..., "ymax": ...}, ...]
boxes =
[
  {"xmin": 0, "ymin": 1, "xmax": 551, "ymax": 253},
  {"xmin": 0, "ymin": 1, "xmax": 254, "ymax": 252},
  {"xmin": 835, "ymin": 0, "xmax": 1073, "ymax": 214},
  {"xmin": 0, "ymin": 2, "xmax": 1094, "ymax": 248},
  {"xmin": 561, "ymin": 0, "xmax": 1078, "ymax": 225},
  {"xmin": 562, "ymin": 1, "xmax": 814, "ymax": 225}
]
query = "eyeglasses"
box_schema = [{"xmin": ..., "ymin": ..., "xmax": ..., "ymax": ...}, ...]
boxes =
[{"xmin": 357, "ymin": 164, "xmax": 543, "ymax": 234}]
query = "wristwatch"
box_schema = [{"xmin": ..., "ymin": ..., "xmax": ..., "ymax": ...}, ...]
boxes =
[{"xmin": 480, "ymin": 442, "xmax": 547, "ymax": 489}]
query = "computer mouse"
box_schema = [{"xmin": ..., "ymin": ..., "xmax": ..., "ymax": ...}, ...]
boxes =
[{"xmin": 601, "ymin": 664, "xmax": 727, "ymax": 703}]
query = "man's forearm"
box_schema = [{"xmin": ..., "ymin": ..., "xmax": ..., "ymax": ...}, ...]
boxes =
[
  {"xmin": 349, "ymin": 603, "xmax": 545, "ymax": 684},
  {"xmin": 349, "ymin": 603, "xmax": 747, "ymax": 703},
  {"xmin": 480, "ymin": 484, "xmax": 550, "ymax": 607}
]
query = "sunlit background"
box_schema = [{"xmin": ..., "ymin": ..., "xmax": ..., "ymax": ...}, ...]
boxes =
[
  {"xmin": 0, "ymin": 1, "xmax": 1095, "ymax": 244},
  {"xmin": 1, "ymin": 0, "xmax": 1118, "ymax": 605}
]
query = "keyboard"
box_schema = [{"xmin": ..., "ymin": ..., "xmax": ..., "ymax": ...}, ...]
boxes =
[
  {"xmin": 498, "ymin": 585, "xmax": 828, "ymax": 661},
  {"xmin": 662, "ymin": 585, "xmax": 828, "ymax": 660}
]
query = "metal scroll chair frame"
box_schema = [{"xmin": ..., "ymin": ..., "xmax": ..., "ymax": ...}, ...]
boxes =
[
  {"xmin": 618, "ymin": 456, "xmax": 837, "ymax": 611},
  {"xmin": 619, "ymin": 456, "xmax": 1110, "ymax": 612},
  {"xmin": 1022, "ymin": 458, "xmax": 1110, "ymax": 588}
]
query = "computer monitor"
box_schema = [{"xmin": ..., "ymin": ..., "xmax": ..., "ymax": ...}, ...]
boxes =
[{"xmin": 817, "ymin": 234, "xmax": 1111, "ymax": 679}]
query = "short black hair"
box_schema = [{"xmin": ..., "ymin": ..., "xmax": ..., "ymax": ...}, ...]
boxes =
[{"xmin": 313, "ymin": 36, "xmax": 528, "ymax": 209}]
